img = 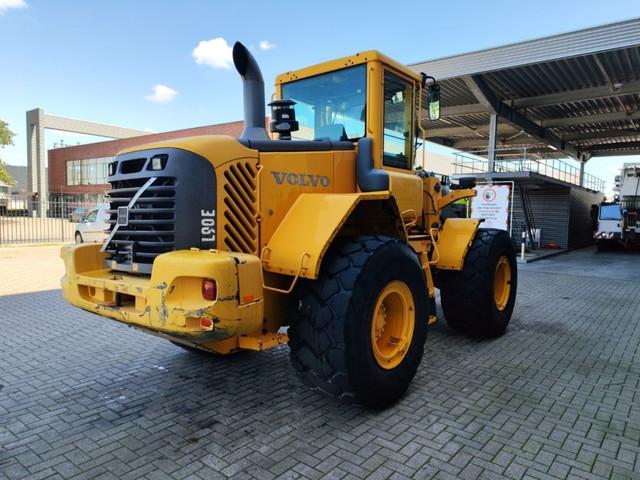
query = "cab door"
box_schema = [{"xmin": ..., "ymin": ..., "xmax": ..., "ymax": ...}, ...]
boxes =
[{"xmin": 380, "ymin": 69, "xmax": 422, "ymax": 220}]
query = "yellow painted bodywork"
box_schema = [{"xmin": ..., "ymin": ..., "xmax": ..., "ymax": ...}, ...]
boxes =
[
  {"xmin": 259, "ymin": 150, "xmax": 345, "ymax": 250},
  {"xmin": 434, "ymin": 218, "xmax": 481, "ymax": 270},
  {"xmin": 275, "ymin": 50, "xmax": 421, "ymax": 86},
  {"xmin": 238, "ymin": 332, "xmax": 289, "ymax": 351},
  {"xmin": 388, "ymin": 169, "xmax": 423, "ymax": 221},
  {"xmin": 118, "ymin": 135, "xmax": 257, "ymax": 169},
  {"xmin": 61, "ymin": 243, "xmax": 265, "ymax": 350},
  {"xmin": 262, "ymin": 192, "xmax": 390, "ymax": 279}
]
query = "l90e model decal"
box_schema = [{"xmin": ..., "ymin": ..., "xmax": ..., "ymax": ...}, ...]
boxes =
[{"xmin": 201, "ymin": 209, "xmax": 216, "ymax": 243}]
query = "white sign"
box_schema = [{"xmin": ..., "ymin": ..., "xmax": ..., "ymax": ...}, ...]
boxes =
[{"xmin": 471, "ymin": 184, "xmax": 511, "ymax": 231}]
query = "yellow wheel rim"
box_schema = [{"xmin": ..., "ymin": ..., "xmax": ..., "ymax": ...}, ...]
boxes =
[
  {"xmin": 494, "ymin": 256, "xmax": 512, "ymax": 311},
  {"xmin": 370, "ymin": 281, "xmax": 415, "ymax": 370}
]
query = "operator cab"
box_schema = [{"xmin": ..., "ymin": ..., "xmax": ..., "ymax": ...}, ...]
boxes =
[{"xmin": 274, "ymin": 50, "xmax": 441, "ymax": 172}]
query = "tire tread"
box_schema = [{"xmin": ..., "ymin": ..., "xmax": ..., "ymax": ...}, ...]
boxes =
[
  {"xmin": 440, "ymin": 228, "xmax": 516, "ymax": 337},
  {"xmin": 289, "ymin": 235, "xmax": 388, "ymax": 402}
]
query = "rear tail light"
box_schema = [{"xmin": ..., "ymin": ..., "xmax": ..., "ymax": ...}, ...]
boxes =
[{"xmin": 202, "ymin": 278, "xmax": 217, "ymax": 301}]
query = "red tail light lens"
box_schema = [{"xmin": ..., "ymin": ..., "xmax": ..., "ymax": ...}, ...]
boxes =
[{"xmin": 202, "ymin": 278, "xmax": 217, "ymax": 301}]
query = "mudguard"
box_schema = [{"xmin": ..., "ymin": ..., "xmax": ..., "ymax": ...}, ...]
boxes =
[
  {"xmin": 434, "ymin": 218, "xmax": 481, "ymax": 271},
  {"xmin": 262, "ymin": 192, "xmax": 402, "ymax": 279}
]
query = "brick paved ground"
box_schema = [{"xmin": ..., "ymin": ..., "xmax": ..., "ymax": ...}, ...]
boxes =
[{"xmin": 1, "ymin": 246, "xmax": 640, "ymax": 479}]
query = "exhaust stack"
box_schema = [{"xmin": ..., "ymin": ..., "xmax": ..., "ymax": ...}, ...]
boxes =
[{"xmin": 232, "ymin": 42, "xmax": 269, "ymax": 142}]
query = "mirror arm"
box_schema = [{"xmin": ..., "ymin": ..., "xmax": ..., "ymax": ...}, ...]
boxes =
[{"xmin": 421, "ymin": 73, "xmax": 436, "ymax": 88}]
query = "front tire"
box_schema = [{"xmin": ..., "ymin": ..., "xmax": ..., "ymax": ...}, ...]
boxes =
[
  {"xmin": 439, "ymin": 228, "xmax": 517, "ymax": 337},
  {"xmin": 75, "ymin": 232, "xmax": 83, "ymax": 244},
  {"xmin": 288, "ymin": 235, "xmax": 428, "ymax": 409}
]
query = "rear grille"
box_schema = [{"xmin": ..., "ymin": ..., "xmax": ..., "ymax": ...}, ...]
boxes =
[
  {"xmin": 103, "ymin": 147, "xmax": 217, "ymax": 275},
  {"xmin": 220, "ymin": 161, "xmax": 259, "ymax": 254},
  {"xmin": 105, "ymin": 176, "xmax": 177, "ymax": 266}
]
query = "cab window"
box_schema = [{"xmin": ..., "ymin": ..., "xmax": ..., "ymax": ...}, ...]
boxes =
[
  {"xmin": 600, "ymin": 204, "xmax": 622, "ymax": 220},
  {"xmin": 383, "ymin": 71, "xmax": 414, "ymax": 169},
  {"xmin": 86, "ymin": 210, "xmax": 97, "ymax": 223},
  {"xmin": 281, "ymin": 65, "xmax": 366, "ymax": 142}
]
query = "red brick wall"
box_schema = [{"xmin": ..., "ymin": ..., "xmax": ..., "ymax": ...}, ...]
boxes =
[{"xmin": 48, "ymin": 121, "xmax": 244, "ymax": 195}]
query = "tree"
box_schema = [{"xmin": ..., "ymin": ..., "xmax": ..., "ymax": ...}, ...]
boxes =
[{"xmin": 0, "ymin": 119, "xmax": 16, "ymax": 186}]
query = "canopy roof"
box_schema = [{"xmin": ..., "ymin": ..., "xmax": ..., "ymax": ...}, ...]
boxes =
[{"xmin": 410, "ymin": 18, "xmax": 640, "ymax": 161}]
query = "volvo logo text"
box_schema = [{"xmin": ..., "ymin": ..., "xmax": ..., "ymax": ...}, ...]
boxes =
[{"xmin": 271, "ymin": 171, "xmax": 330, "ymax": 188}]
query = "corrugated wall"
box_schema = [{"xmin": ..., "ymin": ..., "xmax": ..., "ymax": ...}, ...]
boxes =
[
  {"xmin": 511, "ymin": 185, "xmax": 570, "ymax": 248},
  {"xmin": 569, "ymin": 188, "xmax": 603, "ymax": 247},
  {"xmin": 508, "ymin": 183, "xmax": 602, "ymax": 249}
]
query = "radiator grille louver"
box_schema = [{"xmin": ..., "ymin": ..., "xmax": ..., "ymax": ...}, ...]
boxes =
[
  {"xmin": 104, "ymin": 176, "xmax": 177, "ymax": 266},
  {"xmin": 221, "ymin": 161, "xmax": 259, "ymax": 255}
]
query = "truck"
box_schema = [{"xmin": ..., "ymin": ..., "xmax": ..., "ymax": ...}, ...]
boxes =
[
  {"xmin": 594, "ymin": 162, "xmax": 640, "ymax": 250},
  {"xmin": 61, "ymin": 43, "xmax": 517, "ymax": 408}
]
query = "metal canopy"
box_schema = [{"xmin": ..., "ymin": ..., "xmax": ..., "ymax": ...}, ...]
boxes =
[{"xmin": 410, "ymin": 18, "xmax": 640, "ymax": 161}]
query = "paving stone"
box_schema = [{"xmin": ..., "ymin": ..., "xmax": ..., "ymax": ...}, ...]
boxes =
[{"xmin": 2, "ymin": 248, "xmax": 640, "ymax": 479}]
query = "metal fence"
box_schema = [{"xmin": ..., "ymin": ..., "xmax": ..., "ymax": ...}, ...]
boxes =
[
  {"xmin": 453, "ymin": 153, "xmax": 605, "ymax": 192},
  {"xmin": 0, "ymin": 195, "xmax": 105, "ymax": 246}
]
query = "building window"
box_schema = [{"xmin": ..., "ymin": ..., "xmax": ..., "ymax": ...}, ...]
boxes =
[{"xmin": 66, "ymin": 157, "xmax": 113, "ymax": 186}]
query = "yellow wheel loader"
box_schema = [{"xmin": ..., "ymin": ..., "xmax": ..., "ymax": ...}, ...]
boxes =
[{"xmin": 61, "ymin": 43, "xmax": 517, "ymax": 408}]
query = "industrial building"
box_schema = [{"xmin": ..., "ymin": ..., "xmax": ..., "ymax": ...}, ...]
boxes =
[
  {"xmin": 409, "ymin": 18, "xmax": 640, "ymax": 253},
  {"xmin": 46, "ymin": 121, "xmax": 243, "ymax": 202}
]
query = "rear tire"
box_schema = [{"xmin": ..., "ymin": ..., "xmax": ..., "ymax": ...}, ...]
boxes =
[
  {"xmin": 75, "ymin": 232, "xmax": 83, "ymax": 244},
  {"xmin": 288, "ymin": 235, "xmax": 428, "ymax": 409},
  {"xmin": 439, "ymin": 228, "xmax": 517, "ymax": 338}
]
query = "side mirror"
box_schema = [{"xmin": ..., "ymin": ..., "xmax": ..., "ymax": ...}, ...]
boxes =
[{"xmin": 427, "ymin": 83, "xmax": 441, "ymax": 121}]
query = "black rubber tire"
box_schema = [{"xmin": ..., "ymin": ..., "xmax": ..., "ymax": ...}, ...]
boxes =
[
  {"xmin": 75, "ymin": 232, "xmax": 83, "ymax": 244},
  {"xmin": 439, "ymin": 228, "xmax": 517, "ymax": 338},
  {"xmin": 288, "ymin": 235, "xmax": 428, "ymax": 409}
]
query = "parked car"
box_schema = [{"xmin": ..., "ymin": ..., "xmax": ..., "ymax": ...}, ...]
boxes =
[
  {"xmin": 69, "ymin": 207, "xmax": 89, "ymax": 223},
  {"xmin": 75, "ymin": 204, "xmax": 110, "ymax": 244}
]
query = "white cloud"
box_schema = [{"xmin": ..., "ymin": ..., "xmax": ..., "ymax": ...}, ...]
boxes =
[
  {"xmin": 192, "ymin": 37, "xmax": 233, "ymax": 69},
  {"xmin": 0, "ymin": 0, "xmax": 27, "ymax": 14},
  {"xmin": 259, "ymin": 40, "xmax": 276, "ymax": 51},
  {"xmin": 145, "ymin": 84, "xmax": 178, "ymax": 103}
]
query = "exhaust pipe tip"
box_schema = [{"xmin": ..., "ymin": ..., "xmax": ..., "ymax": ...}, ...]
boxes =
[
  {"xmin": 233, "ymin": 42, "xmax": 269, "ymax": 142},
  {"xmin": 232, "ymin": 42, "xmax": 252, "ymax": 78}
]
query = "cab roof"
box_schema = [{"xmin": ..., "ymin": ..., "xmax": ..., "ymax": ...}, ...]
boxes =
[{"xmin": 275, "ymin": 50, "xmax": 422, "ymax": 85}]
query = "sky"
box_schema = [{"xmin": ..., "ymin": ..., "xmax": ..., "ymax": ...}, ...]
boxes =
[{"xmin": 1, "ymin": 0, "xmax": 639, "ymax": 197}]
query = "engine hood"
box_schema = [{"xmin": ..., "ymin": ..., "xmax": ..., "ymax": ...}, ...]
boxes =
[{"xmin": 117, "ymin": 135, "xmax": 258, "ymax": 168}]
